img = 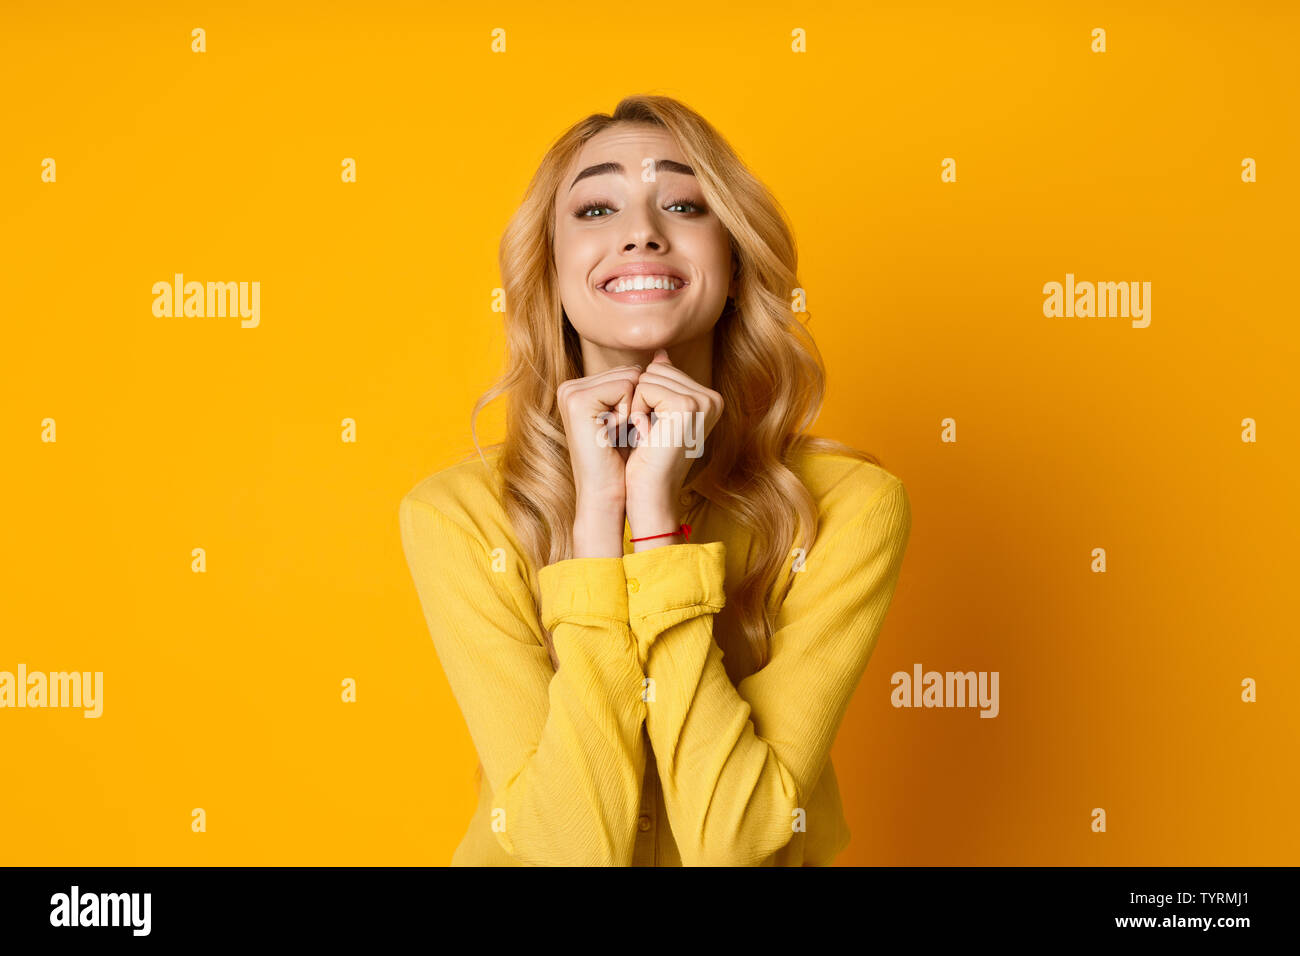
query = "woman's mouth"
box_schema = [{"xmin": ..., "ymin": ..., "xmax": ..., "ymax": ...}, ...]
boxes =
[{"xmin": 598, "ymin": 275, "xmax": 689, "ymax": 303}]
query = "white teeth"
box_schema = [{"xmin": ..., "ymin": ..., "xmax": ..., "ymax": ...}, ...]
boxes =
[{"xmin": 604, "ymin": 275, "xmax": 683, "ymax": 293}]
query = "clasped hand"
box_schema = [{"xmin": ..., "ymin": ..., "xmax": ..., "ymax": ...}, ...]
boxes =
[{"xmin": 557, "ymin": 347, "xmax": 724, "ymax": 539}]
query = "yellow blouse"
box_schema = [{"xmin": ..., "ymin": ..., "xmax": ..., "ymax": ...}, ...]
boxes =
[{"xmin": 398, "ymin": 446, "xmax": 911, "ymax": 866}]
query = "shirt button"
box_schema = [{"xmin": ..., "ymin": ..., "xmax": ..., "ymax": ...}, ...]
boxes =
[
  {"xmin": 627, "ymin": 578, "xmax": 640, "ymax": 593},
  {"xmin": 637, "ymin": 814, "xmax": 652, "ymax": 831}
]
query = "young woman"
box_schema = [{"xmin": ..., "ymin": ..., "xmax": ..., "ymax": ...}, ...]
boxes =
[{"xmin": 400, "ymin": 94, "xmax": 912, "ymax": 866}]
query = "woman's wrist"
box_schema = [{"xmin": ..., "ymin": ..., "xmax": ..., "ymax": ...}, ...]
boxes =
[
  {"xmin": 572, "ymin": 497, "xmax": 626, "ymax": 559},
  {"xmin": 627, "ymin": 499, "xmax": 684, "ymax": 553},
  {"xmin": 630, "ymin": 528, "xmax": 684, "ymax": 553}
]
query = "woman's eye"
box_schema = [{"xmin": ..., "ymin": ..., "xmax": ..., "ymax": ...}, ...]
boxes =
[{"xmin": 573, "ymin": 198, "xmax": 706, "ymax": 219}]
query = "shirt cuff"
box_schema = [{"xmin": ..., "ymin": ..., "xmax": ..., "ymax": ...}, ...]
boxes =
[
  {"xmin": 538, "ymin": 557, "xmax": 630, "ymax": 631},
  {"xmin": 622, "ymin": 541, "xmax": 727, "ymax": 648}
]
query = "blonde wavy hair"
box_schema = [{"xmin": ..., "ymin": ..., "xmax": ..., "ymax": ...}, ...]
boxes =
[{"xmin": 468, "ymin": 93, "xmax": 880, "ymax": 677}]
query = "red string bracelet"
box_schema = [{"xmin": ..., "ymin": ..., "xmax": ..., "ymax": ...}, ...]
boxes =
[{"xmin": 630, "ymin": 523, "xmax": 691, "ymax": 543}]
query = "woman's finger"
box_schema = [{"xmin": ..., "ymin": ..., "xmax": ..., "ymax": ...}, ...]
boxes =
[{"xmin": 629, "ymin": 379, "xmax": 704, "ymax": 444}]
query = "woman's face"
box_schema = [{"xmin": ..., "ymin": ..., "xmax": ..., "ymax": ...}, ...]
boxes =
[{"xmin": 553, "ymin": 123, "xmax": 736, "ymax": 364}]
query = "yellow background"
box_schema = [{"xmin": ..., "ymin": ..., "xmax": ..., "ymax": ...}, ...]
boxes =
[{"xmin": 2, "ymin": 0, "xmax": 1296, "ymax": 864}]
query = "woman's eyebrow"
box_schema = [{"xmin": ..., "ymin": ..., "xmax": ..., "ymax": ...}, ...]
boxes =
[{"xmin": 568, "ymin": 158, "xmax": 695, "ymax": 191}]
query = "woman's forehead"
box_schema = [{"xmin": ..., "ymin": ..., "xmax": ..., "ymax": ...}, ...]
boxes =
[{"xmin": 572, "ymin": 125, "xmax": 682, "ymax": 169}]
